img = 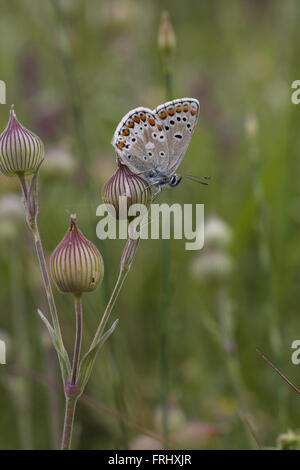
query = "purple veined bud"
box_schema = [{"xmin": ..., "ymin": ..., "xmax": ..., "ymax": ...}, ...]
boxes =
[
  {"xmin": 102, "ymin": 158, "xmax": 152, "ymax": 220},
  {"xmin": 50, "ymin": 214, "xmax": 104, "ymax": 295},
  {"xmin": 0, "ymin": 106, "xmax": 44, "ymax": 177}
]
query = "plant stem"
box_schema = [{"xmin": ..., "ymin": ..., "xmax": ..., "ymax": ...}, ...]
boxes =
[
  {"xmin": 61, "ymin": 238, "xmax": 139, "ymax": 450},
  {"xmin": 18, "ymin": 174, "xmax": 67, "ymax": 383},
  {"xmin": 10, "ymin": 244, "xmax": 33, "ymax": 449},
  {"xmin": 87, "ymin": 237, "xmax": 140, "ymax": 375},
  {"xmin": 61, "ymin": 295, "xmax": 83, "ymax": 450},
  {"xmin": 61, "ymin": 397, "xmax": 77, "ymax": 450},
  {"xmin": 159, "ymin": 65, "xmax": 173, "ymax": 449},
  {"xmin": 71, "ymin": 295, "xmax": 83, "ymax": 385},
  {"xmin": 91, "ymin": 266, "xmax": 129, "ymax": 349}
]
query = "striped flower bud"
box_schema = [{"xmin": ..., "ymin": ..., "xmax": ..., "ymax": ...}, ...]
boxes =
[
  {"xmin": 0, "ymin": 106, "xmax": 44, "ymax": 177},
  {"xmin": 50, "ymin": 215, "xmax": 104, "ymax": 295},
  {"xmin": 102, "ymin": 159, "xmax": 152, "ymax": 220}
]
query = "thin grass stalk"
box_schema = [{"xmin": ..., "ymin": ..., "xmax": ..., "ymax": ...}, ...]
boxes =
[
  {"xmin": 247, "ymin": 129, "xmax": 286, "ymax": 427},
  {"xmin": 51, "ymin": 0, "xmax": 90, "ymax": 183},
  {"xmin": 159, "ymin": 54, "xmax": 173, "ymax": 451},
  {"xmin": 10, "ymin": 244, "xmax": 33, "ymax": 449},
  {"xmin": 41, "ymin": 323, "xmax": 61, "ymax": 449},
  {"xmin": 50, "ymin": 3, "xmax": 127, "ymax": 444}
]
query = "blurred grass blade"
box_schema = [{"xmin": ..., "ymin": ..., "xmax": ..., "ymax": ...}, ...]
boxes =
[
  {"xmin": 78, "ymin": 319, "xmax": 119, "ymax": 391},
  {"xmin": 37, "ymin": 309, "xmax": 71, "ymax": 384}
]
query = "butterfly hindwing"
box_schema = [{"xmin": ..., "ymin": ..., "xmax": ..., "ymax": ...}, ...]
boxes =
[
  {"xmin": 112, "ymin": 107, "xmax": 169, "ymax": 175},
  {"xmin": 155, "ymin": 98, "xmax": 200, "ymax": 174}
]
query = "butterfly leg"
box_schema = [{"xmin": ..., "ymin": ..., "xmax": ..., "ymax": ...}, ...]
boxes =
[{"xmin": 151, "ymin": 185, "xmax": 162, "ymax": 202}]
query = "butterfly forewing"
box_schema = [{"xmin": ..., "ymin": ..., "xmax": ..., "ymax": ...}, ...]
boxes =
[
  {"xmin": 155, "ymin": 98, "xmax": 200, "ymax": 174},
  {"xmin": 112, "ymin": 107, "xmax": 169, "ymax": 175}
]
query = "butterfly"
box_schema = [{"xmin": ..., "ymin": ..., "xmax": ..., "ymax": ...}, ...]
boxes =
[{"xmin": 112, "ymin": 98, "xmax": 208, "ymax": 196}]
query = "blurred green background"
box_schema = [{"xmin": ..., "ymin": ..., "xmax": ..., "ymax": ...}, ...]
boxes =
[{"xmin": 0, "ymin": 0, "xmax": 300, "ymax": 450}]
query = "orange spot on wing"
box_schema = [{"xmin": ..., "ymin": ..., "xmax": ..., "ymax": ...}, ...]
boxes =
[
  {"xmin": 190, "ymin": 109, "xmax": 196, "ymax": 116},
  {"xmin": 159, "ymin": 111, "xmax": 167, "ymax": 119},
  {"xmin": 183, "ymin": 106, "xmax": 189, "ymax": 112},
  {"xmin": 157, "ymin": 124, "xmax": 163, "ymax": 131},
  {"xmin": 127, "ymin": 120, "xmax": 134, "ymax": 128},
  {"xmin": 118, "ymin": 140, "xmax": 125, "ymax": 149},
  {"xmin": 176, "ymin": 106, "xmax": 182, "ymax": 113},
  {"xmin": 122, "ymin": 128, "xmax": 130, "ymax": 136},
  {"xmin": 140, "ymin": 115, "xmax": 146, "ymax": 121},
  {"xmin": 167, "ymin": 108, "xmax": 175, "ymax": 116},
  {"xmin": 148, "ymin": 118, "xmax": 155, "ymax": 126},
  {"xmin": 133, "ymin": 116, "xmax": 140, "ymax": 123}
]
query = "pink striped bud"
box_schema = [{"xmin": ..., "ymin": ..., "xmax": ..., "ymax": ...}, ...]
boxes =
[
  {"xmin": 102, "ymin": 159, "xmax": 151, "ymax": 220},
  {"xmin": 50, "ymin": 215, "xmax": 104, "ymax": 295},
  {"xmin": 0, "ymin": 106, "xmax": 44, "ymax": 177}
]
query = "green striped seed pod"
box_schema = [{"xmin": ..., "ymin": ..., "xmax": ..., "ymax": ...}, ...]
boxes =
[
  {"xmin": 50, "ymin": 214, "xmax": 104, "ymax": 295},
  {"xmin": 0, "ymin": 106, "xmax": 44, "ymax": 177},
  {"xmin": 102, "ymin": 159, "xmax": 152, "ymax": 220}
]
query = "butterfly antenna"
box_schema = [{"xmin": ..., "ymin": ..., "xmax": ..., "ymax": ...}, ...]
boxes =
[
  {"xmin": 182, "ymin": 174, "xmax": 210, "ymax": 186},
  {"xmin": 182, "ymin": 174, "xmax": 210, "ymax": 182}
]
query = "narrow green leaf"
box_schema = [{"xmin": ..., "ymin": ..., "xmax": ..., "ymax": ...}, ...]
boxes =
[
  {"xmin": 27, "ymin": 159, "xmax": 44, "ymax": 221},
  {"xmin": 78, "ymin": 319, "xmax": 119, "ymax": 391},
  {"xmin": 37, "ymin": 308, "xmax": 71, "ymax": 384}
]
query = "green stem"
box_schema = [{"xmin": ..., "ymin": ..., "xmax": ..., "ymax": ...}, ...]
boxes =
[
  {"xmin": 160, "ymin": 64, "xmax": 173, "ymax": 450},
  {"xmin": 61, "ymin": 397, "xmax": 78, "ymax": 450},
  {"xmin": 91, "ymin": 267, "xmax": 128, "ymax": 350},
  {"xmin": 61, "ymin": 295, "xmax": 83, "ymax": 450},
  {"xmin": 18, "ymin": 174, "xmax": 67, "ymax": 383},
  {"xmin": 10, "ymin": 244, "xmax": 33, "ymax": 449},
  {"xmin": 71, "ymin": 295, "xmax": 83, "ymax": 385},
  {"xmin": 51, "ymin": 0, "xmax": 90, "ymax": 182}
]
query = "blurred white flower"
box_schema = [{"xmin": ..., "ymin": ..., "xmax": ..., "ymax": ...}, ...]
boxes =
[
  {"xmin": 129, "ymin": 435, "xmax": 163, "ymax": 450},
  {"xmin": 244, "ymin": 112, "xmax": 258, "ymax": 138},
  {"xmin": 42, "ymin": 145, "xmax": 76, "ymax": 180},
  {"xmin": 204, "ymin": 214, "xmax": 232, "ymax": 249},
  {"xmin": 171, "ymin": 420, "xmax": 225, "ymax": 449},
  {"xmin": 0, "ymin": 194, "xmax": 23, "ymax": 221},
  {"xmin": 191, "ymin": 250, "xmax": 234, "ymax": 281},
  {"xmin": 154, "ymin": 400, "xmax": 186, "ymax": 433}
]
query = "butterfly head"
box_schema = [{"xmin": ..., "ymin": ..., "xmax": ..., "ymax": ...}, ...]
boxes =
[{"xmin": 168, "ymin": 174, "xmax": 182, "ymax": 188}]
